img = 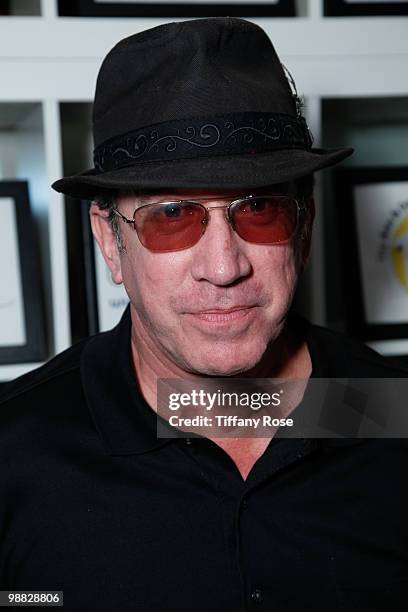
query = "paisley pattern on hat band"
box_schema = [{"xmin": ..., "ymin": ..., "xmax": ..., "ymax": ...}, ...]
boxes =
[{"xmin": 93, "ymin": 112, "xmax": 314, "ymax": 173}]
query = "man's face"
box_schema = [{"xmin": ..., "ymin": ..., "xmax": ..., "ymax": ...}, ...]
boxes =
[{"xmin": 93, "ymin": 188, "xmax": 310, "ymax": 376}]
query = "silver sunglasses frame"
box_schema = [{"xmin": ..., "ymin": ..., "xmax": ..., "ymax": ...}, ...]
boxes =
[{"xmin": 111, "ymin": 194, "xmax": 306, "ymax": 251}]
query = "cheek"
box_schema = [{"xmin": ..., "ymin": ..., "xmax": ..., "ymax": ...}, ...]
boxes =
[
  {"xmin": 248, "ymin": 246, "xmax": 299, "ymax": 327},
  {"xmin": 119, "ymin": 250, "xmax": 186, "ymax": 320},
  {"xmin": 255, "ymin": 245, "xmax": 299, "ymax": 295}
]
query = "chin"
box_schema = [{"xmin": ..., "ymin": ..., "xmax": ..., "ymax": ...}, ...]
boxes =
[
  {"xmin": 185, "ymin": 344, "xmax": 265, "ymax": 377},
  {"xmin": 194, "ymin": 363, "xmax": 253, "ymax": 377}
]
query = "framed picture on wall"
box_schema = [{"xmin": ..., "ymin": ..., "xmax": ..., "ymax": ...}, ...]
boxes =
[
  {"xmin": 0, "ymin": 181, "xmax": 46, "ymax": 364},
  {"xmin": 325, "ymin": 0, "xmax": 408, "ymax": 16},
  {"xmin": 333, "ymin": 167, "xmax": 408, "ymax": 342},
  {"xmin": 82, "ymin": 201, "xmax": 130, "ymax": 334},
  {"xmin": 58, "ymin": 0, "xmax": 295, "ymax": 17},
  {"xmin": 66, "ymin": 199, "xmax": 129, "ymax": 341}
]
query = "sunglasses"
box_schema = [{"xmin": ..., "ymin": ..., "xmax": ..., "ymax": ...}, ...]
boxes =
[{"xmin": 111, "ymin": 194, "xmax": 305, "ymax": 252}]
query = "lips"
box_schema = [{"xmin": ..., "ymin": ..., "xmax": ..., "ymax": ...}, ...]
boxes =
[
  {"xmin": 186, "ymin": 306, "xmax": 256, "ymax": 324},
  {"xmin": 192, "ymin": 306, "xmax": 254, "ymax": 314}
]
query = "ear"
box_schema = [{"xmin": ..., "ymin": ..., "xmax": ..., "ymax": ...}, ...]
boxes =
[
  {"xmin": 89, "ymin": 203, "xmax": 123, "ymax": 285},
  {"xmin": 300, "ymin": 197, "xmax": 315, "ymax": 268}
]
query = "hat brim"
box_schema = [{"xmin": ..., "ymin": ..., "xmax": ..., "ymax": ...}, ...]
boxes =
[{"xmin": 52, "ymin": 147, "xmax": 353, "ymax": 200}]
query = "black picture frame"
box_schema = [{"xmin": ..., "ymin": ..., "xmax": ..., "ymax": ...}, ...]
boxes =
[
  {"xmin": 66, "ymin": 199, "xmax": 129, "ymax": 342},
  {"xmin": 65, "ymin": 199, "xmax": 98, "ymax": 341},
  {"xmin": 0, "ymin": 181, "xmax": 47, "ymax": 364},
  {"xmin": 325, "ymin": 0, "xmax": 408, "ymax": 17},
  {"xmin": 81, "ymin": 201, "xmax": 99, "ymax": 337},
  {"xmin": 333, "ymin": 167, "xmax": 408, "ymax": 343},
  {"xmin": 0, "ymin": 1, "xmax": 10, "ymax": 15},
  {"xmin": 58, "ymin": 0, "xmax": 295, "ymax": 18}
]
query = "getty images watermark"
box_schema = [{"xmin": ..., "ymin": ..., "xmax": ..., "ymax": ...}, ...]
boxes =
[
  {"xmin": 167, "ymin": 387, "xmax": 293, "ymax": 430},
  {"xmin": 156, "ymin": 378, "xmax": 408, "ymax": 439}
]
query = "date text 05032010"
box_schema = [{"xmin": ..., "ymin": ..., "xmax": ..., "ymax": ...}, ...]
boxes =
[{"xmin": 0, "ymin": 592, "xmax": 63, "ymax": 607}]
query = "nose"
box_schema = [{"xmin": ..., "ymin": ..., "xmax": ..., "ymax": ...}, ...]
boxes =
[{"xmin": 190, "ymin": 207, "xmax": 252, "ymax": 286}]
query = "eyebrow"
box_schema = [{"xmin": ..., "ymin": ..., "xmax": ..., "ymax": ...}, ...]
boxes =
[
  {"xmin": 133, "ymin": 190, "xmax": 169, "ymax": 207},
  {"xmin": 132, "ymin": 183, "xmax": 293, "ymax": 207}
]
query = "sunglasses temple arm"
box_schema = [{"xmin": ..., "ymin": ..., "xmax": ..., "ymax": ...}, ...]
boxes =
[{"xmin": 112, "ymin": 208, "xmax": 134, "ymax": 224}]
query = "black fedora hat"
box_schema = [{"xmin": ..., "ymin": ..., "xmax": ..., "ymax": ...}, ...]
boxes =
[{"xmin": 52, "ymin": 17, "xmax": 352, "ymax": 199}]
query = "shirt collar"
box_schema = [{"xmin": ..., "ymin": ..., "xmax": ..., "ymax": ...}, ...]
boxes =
[{"xmin": 81, "ymin": 306, "xmax": 361, "ymax": 455}]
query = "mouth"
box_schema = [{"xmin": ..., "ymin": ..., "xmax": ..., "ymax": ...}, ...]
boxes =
[{"xmin": 186, "ymin": 306, "xmax": 257, "ymax": 324}]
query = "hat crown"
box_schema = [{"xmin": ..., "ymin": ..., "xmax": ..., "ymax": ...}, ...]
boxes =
[
  {"xmin": 93, "ymin": 17, "xmax": 296, "ymax": 148},
  {"xmin": 51, "ymin": 16, "xmax": 353, "ymax": 200}
]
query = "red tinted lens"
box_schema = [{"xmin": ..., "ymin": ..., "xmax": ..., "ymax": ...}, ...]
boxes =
[
  {"xmin": 135, "ymin": 202, "xmax": 206, "ymax": 252},
  {"xmin": 231, "ymin": 196, "xmax": 298, "ymax": 244}
]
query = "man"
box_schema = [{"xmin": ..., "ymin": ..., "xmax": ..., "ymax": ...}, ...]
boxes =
[{"xmin": 1, "ymin": 17, "xmax": 407, "ymax": 611}]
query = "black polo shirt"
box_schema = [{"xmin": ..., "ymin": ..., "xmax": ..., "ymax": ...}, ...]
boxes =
[{"xmin": 0, "ymin": 308, "xmax": 407, "ymax": 611}]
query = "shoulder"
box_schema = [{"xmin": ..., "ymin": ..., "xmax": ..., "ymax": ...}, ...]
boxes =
[
  {"xmin": 0, "ymin": 334, "xmax": 110, "ymax": 465},
  {"xmin": 0, "ymin": 338, "xmax": 88, "ymax": 409},
  {"xmin": 0, "ymin": 346, "xmax": 82, "ymax": 480},
  {"xmin": 292, "ymin": 315, "xmax": 408, "ymax": 377},
  {"xmin": 0, "ymin": 336, "xmax": 101, "ymax": 448},
  {"xmin": 317, "ymin": 324, "xmax": 407, "ymax": 376},
  {"xmin": 0, "ymin": 311, "xmax": 129, "ymax": 459},
  {"xmin": 0, "ymin": 318, "xmax": 123, "ymax": 432}
]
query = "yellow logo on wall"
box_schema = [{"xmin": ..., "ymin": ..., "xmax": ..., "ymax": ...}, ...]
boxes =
[{"xmin": 391, "ymin": 214, "xmax": 408, "ymax": 292}]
